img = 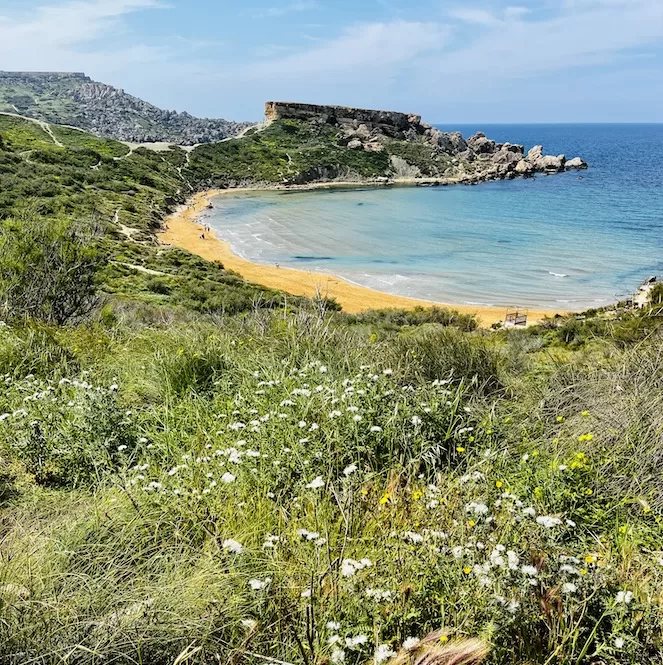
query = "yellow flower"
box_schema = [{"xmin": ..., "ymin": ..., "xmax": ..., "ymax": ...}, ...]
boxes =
[
  {"xmin": 585, "ymin": 555, "xmax": 596, "ymax": 564},
  {"xmin": 534, "ymin": 487, "xmax": 543, "ymax": 500},
  {"xmin": 581, "ymin": 410, "xmax": 590, "ymax": 417},
  {"xmin": 457, "ymin": 447, "xmax": 466, "ymax": 453},
  {"xmin": 379, "ymin": 492, "xmax": 391, "ymax": 505},
  {"xmin": 439, "ymin": 636, "xmax": 449, "ymax": 644},
  {"xmin": 579, "ymin": 569, "xmax": 588, "ymax": 576},
  {"xmin": 412, "ymin": 490, "xmax": 423, "ymax": 501},
  {"xmin": 556, "ymin": 416, "xmax": 564, "ymax": 423},
  {"xmin": 463, "ymin": 567, "xmax": 472, "ymax": 575},
  {"xmin": 495, "ymin": 481, "xmax": 504, "ymax": 489},
  {"xmin": 468, "ymin": 520, "xmax": 476, "ymax": 528},
  {"xmin": 584, "ymin": 488, "xmax": 593, "ymax": 496}
]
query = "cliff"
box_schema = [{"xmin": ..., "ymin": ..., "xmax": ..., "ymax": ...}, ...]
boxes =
[{"xmin": 0, "ymin": 71, "xmax": 249, "ymax": 145}]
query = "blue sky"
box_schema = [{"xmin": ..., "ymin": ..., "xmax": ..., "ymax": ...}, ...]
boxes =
[{"xmin": 0, "ymin": 0, "xmax": 662, "ymax": 122}]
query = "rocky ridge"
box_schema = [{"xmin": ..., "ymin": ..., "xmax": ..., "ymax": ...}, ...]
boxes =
[
  {"xmin": 0, "ymin": 71, "xmax": 249, "ymax": 145},
  {"xmin": 265, "ymin": 101, "xmax": 588, "ymax": 185}
]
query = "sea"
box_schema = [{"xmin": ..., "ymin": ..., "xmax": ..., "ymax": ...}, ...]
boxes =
[{"xmin": 204, "ymin": 124, "xmax": 663, "ymax": 310}]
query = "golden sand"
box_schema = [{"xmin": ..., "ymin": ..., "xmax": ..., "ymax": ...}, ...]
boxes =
[{"xmin": 159, "ymin": 189, "xmax": 562, "ymax": 327}]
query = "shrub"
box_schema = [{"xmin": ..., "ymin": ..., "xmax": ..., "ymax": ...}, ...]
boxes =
[{"xmin": 0, "ymin": 212, "xmax": 102, "ymax": 325}]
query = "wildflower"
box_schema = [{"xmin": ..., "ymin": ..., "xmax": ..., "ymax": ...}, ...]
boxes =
[
  {"xmin": 536, "ymin": 515, "xmax": 563, "ymax": 528},
  {"xmin": 306, "ymin": 476, "xmax": 325, "ymax": 490},
  {"xmin": 346, "ymin": 635, "xmax": 368, "ymax": 649},
  {"xmin": 383, "ymin": 369, "xmax": 393, "ymax": 375},
  {"xmin": 327, "ymin": 621, "xmax": 341, "ymax": 631},
  {"xmin": 584, "ymin": 555, "xmax": 596, "ymax": 564},
  {"xmin": 404, "ymin": 531, "xmax": 424, "ymax": 544},
  {"xmin": 411, "ymin": 416, "xmax": 422, "ymax": 426},
  {"xmin": 466, "ymin": 502, "xmax": 489, "ymax": 516},
  {"xmin": 331, "ymin": 649, "xmax": 346, "ymax": 664},
  {"xmin": 370, "ymin": 426, "xmax": 382, "ymax": 432},
  {"xmin": 374, "ymin": 645, "xmax": 395, "ymax": 664},
  {"xmin": 614, "ymin": 637, "xmax": 624, "ymax": 649},
  {"xmin": 221, "ymin": 472, "xmax": 236, "ymax": 484},
  {"xmin": 521, "ymin": 565, "xmax": 538, "ymax": 577},
  {"xmin": 463, "ymin": 567, "xmax": 472, "ymax": 575},
  {"xmin": 365, "ymin": 588, "xmax": 393, "ymax": 602},
  {"xmin": 301, "ymin": 588, "xmax": 312, "ymax": 598},
  {"xmin": 402, "ymin": 637, "xmax": 420, "ymax": 651},
  {"xmin": 117, "ymin": 445, "xmax": 128, "ymax": 452},
  {"xmin": 249, "ymin": 578, "xmax": 271, "ymax": 591},
  {"xmin": 379, "ymin": 492, "xmax": 391, "ymax": 505},
  {"xmin": 222, "ymin": 539, "xmax": 243, "ymax": 554},
  {"xmin": 562, "ymin": 582, "xmax": 577, "ymax": 594},
  {"xmin": 241, "ymin": 619, "xmax": 257, "ymax": 631},
  {"xmin": 496, "ymin": 481, "xmax": 504, "ymax": 488},
  {"xmin": 615, "ymin": 591, "xmax": 633, "ymax": 605},
  {"xmin": 343, "ymin": 464, "xmax": 358, "ymax": 477}
]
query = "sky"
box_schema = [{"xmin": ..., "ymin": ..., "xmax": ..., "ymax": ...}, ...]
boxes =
[{"xmin": 0, "ymin": 0, "xmax": 662, "ymax": 123}]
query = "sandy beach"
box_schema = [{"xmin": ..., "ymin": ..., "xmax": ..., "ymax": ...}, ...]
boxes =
[{"xmin": 159, "ymin": 189, "xmax": 563, "ymax": 327}]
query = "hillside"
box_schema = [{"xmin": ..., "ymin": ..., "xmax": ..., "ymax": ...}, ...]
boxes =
[
  {"xmin": 0, "ymin": 71, "xmax": 249, "ymax": 145},
  {"xmin": 2, "ymin": 111, "xmax": 663, "ymax": 665}
]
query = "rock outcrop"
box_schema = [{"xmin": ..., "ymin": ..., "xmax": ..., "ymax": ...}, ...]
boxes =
[
  {"xmin": 264, "ymin": 101, "xmax": 587, "ymax": 184},
  {"xmin": 0, "ymin": 71, "xmax": 250, "ymax": 145}
]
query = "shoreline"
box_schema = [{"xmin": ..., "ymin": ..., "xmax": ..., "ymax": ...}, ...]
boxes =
[{"xmin": 158, "ymin": 188, "xmax": 567, "ymax": 327}]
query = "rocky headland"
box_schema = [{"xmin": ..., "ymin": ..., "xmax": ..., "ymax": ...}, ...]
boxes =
[{"xmin": 262, "ymin": 102, "xmax": 588, "ymax": 186}]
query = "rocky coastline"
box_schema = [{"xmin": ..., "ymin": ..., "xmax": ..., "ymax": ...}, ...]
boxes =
[{"xmin": 263, "ymin": 101, "xmax": 588, "ymax": 187}]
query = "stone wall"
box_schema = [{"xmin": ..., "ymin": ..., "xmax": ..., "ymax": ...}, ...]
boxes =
[{"xmin": 265, "ymin": 101, "xmax": 421, "ymax": 131}]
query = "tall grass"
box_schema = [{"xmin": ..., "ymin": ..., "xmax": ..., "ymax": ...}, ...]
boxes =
[{"xmin": 0, "ymin": 311, "xmax": 662, "ymax": 664}]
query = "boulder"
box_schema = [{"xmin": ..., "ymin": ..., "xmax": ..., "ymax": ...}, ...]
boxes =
[
  {"xmin": 469, "ymin": 132, "xmax": 496, "ymax": 154},
  {"xmin": 535, "ymin": 155, "xmax": 565, "ymax": 172},
  {"xmin": 515, "ymin": 159, "xmax": 534, "ymax": 176},
  {"xmin": 526, "ymin": 145, "xmax": 543, "ymax": 162},
  {"xmin": 347, "ymin": 139, "xmax": 363, "ymax": 150},
  {"xmin": 566, "ymin": 157, "xmax": 588, "ymax": 170}
]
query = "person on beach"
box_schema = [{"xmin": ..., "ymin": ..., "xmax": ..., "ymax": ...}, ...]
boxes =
[{"xmin": 200, "ymin": 233, "xmax": 205, "ymax": 240}]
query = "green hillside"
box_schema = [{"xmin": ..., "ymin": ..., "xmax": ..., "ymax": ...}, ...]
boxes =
[{"xmin": 0, "ymin": 112, "xmax": 663, "ymax": 665}]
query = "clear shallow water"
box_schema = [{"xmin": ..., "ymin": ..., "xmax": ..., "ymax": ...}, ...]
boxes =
[{"xmin": 206, "ymin": 124, "xmax": 663, "ymax": 310}]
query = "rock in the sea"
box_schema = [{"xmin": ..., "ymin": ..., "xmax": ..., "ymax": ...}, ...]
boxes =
[
  {"xmin": 536, "ymin": 154, "xmax": 566, "ymax": 172},
  {"xmin": 566, "ymin": 157, "xmax": 588, "ymax": 170},
  {"xmin": 526, "ymin": 145, "xmax": 543, "ymax": 162},
  {"xmin": 515, "ymin": 159, "xmax": 535, "ymax": 176}
]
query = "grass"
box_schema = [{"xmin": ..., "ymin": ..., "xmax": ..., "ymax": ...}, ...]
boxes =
[{"xmin": 0, "ymin": 308, "xmax": 662, "ymax": 664}]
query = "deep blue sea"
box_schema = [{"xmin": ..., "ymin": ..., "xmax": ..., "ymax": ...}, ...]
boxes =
[{"xmin": 206, "ymin": 124, "xmax": 663, "ymax": 310}]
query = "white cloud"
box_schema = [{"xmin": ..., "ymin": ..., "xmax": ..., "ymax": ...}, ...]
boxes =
[
  {"xmin": 449, "ymin": 9, "xmax": 498, "ymax": 25},
  {"xmin": 0, "ymin": 0, "xmax": 166, "ymax": 72},
  {"xmin": 238, "ymin": 20, "xmax": 450, "ymax": 81},
  {"xmin": 252, "ymin": 1, "xmax": 318, "ymax": 19}
]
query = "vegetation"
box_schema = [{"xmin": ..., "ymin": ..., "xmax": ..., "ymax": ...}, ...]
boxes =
[
  {"xmin": 191, "ymin": 120, "xmax": 393, "ymax": 185},
  {"xmin": 1, "ymin": 112, "xmax": 663, "ymax": 665}
]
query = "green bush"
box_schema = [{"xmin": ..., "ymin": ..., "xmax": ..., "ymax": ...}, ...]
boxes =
[{"xmin": 0, "ymin": 212, "xmax": 102, "ymax": 325}]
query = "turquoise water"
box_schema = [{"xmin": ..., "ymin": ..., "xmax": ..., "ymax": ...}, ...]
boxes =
[{"xmin": 205, "ymin": 125, "xmax": 663, "ymax": 310}]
